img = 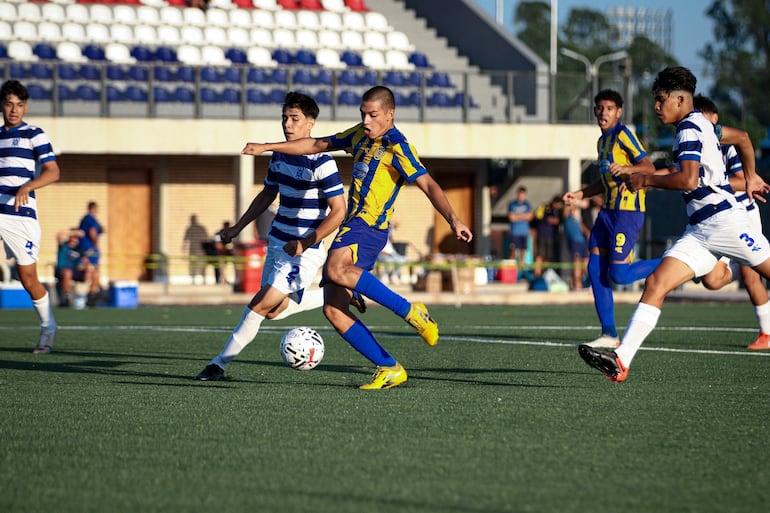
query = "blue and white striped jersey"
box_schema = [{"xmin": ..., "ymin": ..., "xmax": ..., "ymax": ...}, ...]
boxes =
[
  {"xmin": 0, "ymin": 122, "xmax": 56, "ymax": 219},
  {"xmin": 721, "ymin": 141, "xmax": 755, "ymax": 211},
  {"xmin": 672, "ymin": 111, "xmax": 737, "ymax": 225},
  {"xmin": 265, "ymin": 152, "xmax": 344, "ymax": 242}
]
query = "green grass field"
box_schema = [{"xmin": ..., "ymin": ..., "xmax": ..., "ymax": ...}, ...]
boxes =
[{"xmin": 2, "ymin": 302, "xmax": 769, "ymax": 513}]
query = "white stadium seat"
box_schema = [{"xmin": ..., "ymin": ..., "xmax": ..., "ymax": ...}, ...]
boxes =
[
  {"xmin": 206, "ymin": 8, "xmax": 230, "ymax": 27},
  {"xmin": 386, "ymin": 50, "xmax": 413, "ymax": 70},
  {"xmin": 57, "ymin": 41, "xmax": 87, "ymax": 63},
  {"xmin": 13, "ymin": 21, "xmax": 38, "ymax": 41},
  {"xmin": 86, "ymin": 23, "xmax": 111, "ymax": 44},
  {"xmin": 113, "ymin": 5, "xmax": 137, "ymax": 25},
  {"xmin": 61, "ymin": 22, "xmax": 87, "ymax": 43},
  {"xmin": 362, "ymin": 49, "xmax": 387, "ymax": 69},
  {"xmin": 0, "ymin": 4, "xmax": 16, "ymax": 22},
  {"xmin": 88, "ymin": 4, "xmax": 113, "ymax": 25},
  {"xmin": 177, "ymin": 45, "xmax": 203, "ymax": 65},
  {"xmin": 0, "ymin": 21, "xmax": 12, "ymax": 41},
  {"xmin": 157, "ymin": 25, "xmax": 181, "ymax": 45},
  {"xmin": 65, "ymin": 4, "xmax": 90, "ymax": 25},
  {"xmin": 296, "ymin": 11, "xmax": 320, "ymax": 30},
  {"xmin": 111, "ymin": 24, "xmax": 134, "ymax": 44},
  {"xmin": 8, "ymin": 41, "xmax": 36, "ymax": 61},
  {"xmin": 227, "ymin": 27, "xmax": 251, "ymax": 47},
  {"xmin": 250, "ymin": 28, "xmax": 273, "ymax": 47},
  {"xmin": 204, "ymin": 27, "xmax": 228, "ymax": 47},
  {"xmin": 201, "ymin": 45, "xmax": 228, "ymax": 65},
  {"xmin": 321, "ymin": 0, "xmax": 347, "ymax": 12},
  {"xmin": 295, "ymin": 29, "xmax": 320, "ymax": 49},
  {"xmin": 183, "ymin": 7, "xmax": 207, "ymax": 27},
  {"xmin": 253, "ymin": 0, "xmax": 279, "ymax": 9},
  {"xmin": 159, "ymin": 6, "xmax": 184, "ymax": 26},
  {"xmin": 181, "ymin": 26, "xmax": 205, "ymax": 45},
  {"xmin": 228, "ymin": 9, "xmax": 253, "ymax": 28},
  {"xmin": 105, "ymin": 42, "xmax": 135, "ymax": 64},
  {"xmin": 365, "ymin": 12, "xmax": 390, "ymax": 32},
  {"xmin": 134, "ymin": 25, "xmax": 158, "ymax": 44},
  {"xmin": 252, "ymin": 10, "xmax": 275, "ymax": 29},
  {"xmin": 273, "ymin": 10, "xmax": 297, "ymax": 29},
  {"xmin": 16, "ymin": 2, "xmax": 42, "ymax": 22},
  {"xmin": 343, "ymin": 12, "xmax": 366, "ymax": 31},
  {"xmin": 341, "ymin": 30, "xmax": 364, "ymax": 50},
  {"xmin": 136, "ymin": 6, "xmax": 160, "ymax": 26},
  {"xmin": 37, "ymin": 21, "xmax": 63, "ymax": 42},
  {"xmin": 364, "ymin": 31, "xmax": 387, "ymax": 50},
  {"xmin": 273, "ymin": 29, "xmax": 296, "ymax": 48},
  {"xmin": 387, "ymin": 31, "xmax": 414, "ymax": 51},
  {"xmin": 319, "ymin": 11, "xmax": 343, "ymax": 31},
  {"xmin": 318, "ymin": 30, "xmax": 342, "ymax": 49},
  {"xmin": 247, "ymin": 47, "xmax": 276, "ymax": 67},
  {"xmin": 316, "ymin": 48, "xmax": 344, "ymax": 69},
  {"xmin": 41, "ymin": 3, "xmax": 67, "ymax": 23}
]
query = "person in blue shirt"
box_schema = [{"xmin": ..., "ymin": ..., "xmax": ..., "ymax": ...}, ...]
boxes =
[
  {"xmin": 507, "ymin": 186, "xmax": 532, "ymax": 267},
  {"xmin": 78, "ymin": 201, "xmax": 103, "ymax": 307}
]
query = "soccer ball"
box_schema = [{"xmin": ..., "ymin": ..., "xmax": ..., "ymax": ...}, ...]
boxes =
[{"xmin": 280, "ymin": 327, "xmax": 325, "ymax": 371}]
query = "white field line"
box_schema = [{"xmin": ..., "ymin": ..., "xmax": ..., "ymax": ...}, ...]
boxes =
[{"xmin": 2, "ymin": 324, "xmax": 768, "ymax": 357}]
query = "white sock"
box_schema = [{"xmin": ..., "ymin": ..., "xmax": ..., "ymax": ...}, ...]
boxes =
[
  {"xmin": 754, "ymin": 302, "xmax": 770, "ymax": 334},
  {"xmin": 211, "ymin": 307, "xmax": 264, "ymax": 368},
  {"xmin": 32, "ymin": 292, "xmax": 56, "ymax": 330},
  {"xmin": 615, "ymin": 302, "xmax": 661, "ymax": 367},
  {"xmin": 271, "ymin": 289, "xmax": 324, "ymax": 320}
]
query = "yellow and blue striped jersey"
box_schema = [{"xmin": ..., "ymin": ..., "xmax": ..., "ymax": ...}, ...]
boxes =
[
  {"xmin": 329, "ymin": 124, "xmax": 427, "ymax": 229},
  {"xmin": 597, "ymin": 123, "xmax": 648, "ymax": 212}
]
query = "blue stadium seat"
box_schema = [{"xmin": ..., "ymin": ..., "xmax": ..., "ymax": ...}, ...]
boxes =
[
  {"xmin": 201, "ymin": 87, "xmax": 221, "ymax": 103},
  {"xmin": 315, "ymin": 89, "xmax": 332, "ymax": 105},
  {"xmin": 225, "ymin": 48, "xmax": 248, "ymax": 65},
  {"xmin": 177, "ymin": 66, "xmax": 195, "ymax": 83},
  {"xmin": 153, "ymin": 86, "xmax": 172, "ymax": 103},
  {"xmin": 407, "ymin": 90, "xmax": 422, "ymax": 106},
  {"xmin": 427, "ymin": 91, "xmax": 452, "ymax": 107},
  {"xmin": 393, "ymin": 91, "xmax": 408, "ymax": 107},
  {"xmin": 75, "ymin": 84, "xmax": 100, "ymax": 102},
  {"xmin": 340, "ymin": 50, "xmax": 363, "ymax": 67},
  {"xmin": 83, "ymin": 44, "xmax": 106, "ymax": 61},
  {"xmin": 268, "ymin": 88, "xmax": 285, "ymax": 103},
  {"xmin": 453, "ymin": 92, "xmax": 479, "ymax": 108},
  {"xmin": 0, "ymin": 43, "xmax": 7, "ymax": 60},
  {"xmin": 154, "ymin": 66, "xmax": 177, "ymax": 82},
  {"xmin": 292, "ymin": 68, "xmax": 314, "ymax": 85},
  {"xmin": 8, "ymin": 63, "xmax": 29, "ymax": 79},
  {"xmin": 270, "ymin": 68, "xmax": 288, "ymax": 85},
  {"xmin": 247, "ymin": 88, "xmax": 269, "ymax": 104},
  {"xmin": 405, "ymin": 71, "xmax": 422, "ymax": 87},
  {"xmin": 33, "ymin": 43, "xmax": 57, "ymax": 61},
  {"xmin": 295, "ymin": 49, "xmax": 316, "ymax": 66},
  {"xmin": 427, "ymin": 71, "xmax": 451, "ymax": 88},
  {"xmin": 29, "ymin": 63, "xmax": 53, "ymax": 80},
  {"xmin": 58, "ymin": 63, "xmax": 78, "ymax": 81},
  {"xmin": 271, "ymin": 49, "xmax": 292, "ymax": 65},
  {"xmin": 131, "ymin": 45, "xmax": 154, "ymax": 62},
  {"xmin": 200, "ymin": 67, "xmax": 221, "ymax": 83},
  {"xmin": 27, "ymin": 84, "xmax": 51, "ymax": 100},
  {"xmin": 338, "ymin": 89, "xmax": 359, "ymax": 106},
  {"xmin": 409, "ymin": 51, "xmax": 430, "ymax": 68},
  {"xmin": 383, "ymin": 70, "xmax": 405, "ymax": 87},
  {"xmin": 155, "ymin": 46, "xmax": 177, "ymax": 63},
  {"xmin": 106, "ymin": 85, "xmax": 123, "ymax": 102},
  {"xmin": 360, "ymin": 70, "xmax": 377, "ymax": 86},
  {"xmin": 106, "ymin": 65, "xmax": 126, "ymax": 81},
  {"xmin": 338, "ymin": 70, "xmax": 359, "ymax": 86},
  {"xmin": 247, "ymin": 68, "xmax": 270, "ymax": 84},
  {"xmin": 57, "ymin": 84, "xmax": 75, "ymax": 101},
  {"xmin": 79, "ymin": 64, "xmax": 101, "ymax": 81},
  {"xmin": 222, "ymin": 88, "xmax": 241, "ymax": 104},
  {"xmin": 128, "ymin": 65, "xmax": 149, "ymax": 82},
  {"xmin": 174, "ymin": 86, "xmax": 195, "ymax": 103},
  {"xmin": 124, "ymin": 85, "xmax": 148, "ymax": 102},
  {"xmin": 222, "ymin": 67, "xmax": 242, "ymax": 84},
  {"xmin": 316, "ymin": 69, "xmax": 332, "ymax": 86}
]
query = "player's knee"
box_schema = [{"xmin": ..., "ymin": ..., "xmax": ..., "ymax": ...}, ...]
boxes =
[{"xmin": 608, "ymin": 264, "xmax": 633, "ymax": 285}]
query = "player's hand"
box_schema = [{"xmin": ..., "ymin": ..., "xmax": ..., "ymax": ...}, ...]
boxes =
[
  {"xmin": 283, "ymin": 239, "xmax": 305, "ymax": 257},
  {"xmin": 746, "ymin": 174, "xmax": 770, "ymax": 203},
  {"xmin": 218, "ymin": 226, "xmax": 239, "ymax": 244},
  {"xmin": 608, "ymin": 162, "xmax": 627, "ymax": 176},
  {"xmin": 626, "ymin": 172, "xmax": 647, "ymax": 193},
  {"xmin": 452, "ymin": 220, "xmax": 473, "ymax": 243},
  {"xmin": 562, "ymin": 191, "xmax": 580, "ymax": 206},
  {"xmin": 241, "ymin": 143, "xmax": 269, "ymax": 155},
  {"xmin": 14, "ymin": 184, "xmax": 32, "ymax": 212}
]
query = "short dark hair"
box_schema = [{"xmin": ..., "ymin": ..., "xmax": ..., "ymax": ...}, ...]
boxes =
[
  {"xmin": 362, "ymin": 85, "xmax": 395, "ymax": 111},
  {"xmin": 282, "ymin": 91, "xmax": 319, "ymax": 120},
  {"xmin": 517, "ymin": 186, "xmax": 527, "ymax": 193},
  {"xmin": 1, "ymin": 80, "xmax": 29, "ymax": 102},
  {"xmin": 693, "ymin": 94, "xmax": 718, "ymax": 115},
  {"xmin": 88, "ymin": 201, "xmax": 97, "ymax": 210},
  {"xmin": 594, "ymin": 89, "xmax": 623, "ymax": 108},
  {"xmin": 652, "ymin": 66, "xmax": 696, "ymax": 95}
]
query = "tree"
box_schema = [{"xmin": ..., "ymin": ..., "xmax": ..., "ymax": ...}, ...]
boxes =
[
  {"xmin": 703, "ymin": 0, "xmax": 769, "ymax": 148},
  {"xmin": 512, "ymin": 1, "xmax": 551, "ymax": 62}
]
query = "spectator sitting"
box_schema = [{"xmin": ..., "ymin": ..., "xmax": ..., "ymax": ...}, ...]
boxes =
[{"xmin": 55, "ymin": 229, "xmax": 89, "ymax": 307}]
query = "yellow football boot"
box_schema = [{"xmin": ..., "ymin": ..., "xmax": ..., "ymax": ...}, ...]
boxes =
[
  {"xmin": 359, "ymin": 362, "xmax": 408, "ymax": 390},
  {"xmin": 405, "ymin": 302, "xmax": 439, "ymax": 346}
]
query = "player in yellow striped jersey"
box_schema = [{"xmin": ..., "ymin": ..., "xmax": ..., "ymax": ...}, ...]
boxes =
[
  {"xmin": 562, "ymin": 89, "xmax": 659, "ymax": 349},
  {"xmin": 242, "ymin": 86, "xmax": 473, "ymax": 389}
]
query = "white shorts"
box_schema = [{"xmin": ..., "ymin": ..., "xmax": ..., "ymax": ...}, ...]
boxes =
[
  {"xmin": 261, "ymin": 235, "xmax": 326, "ymax": 299},
  {"xmin": 0, "ymin": 214, "xmax": 41, "ymax": 266},
  {"xmin": 665, "ymin": 208, "xmax": 770, "ymax": 277}
]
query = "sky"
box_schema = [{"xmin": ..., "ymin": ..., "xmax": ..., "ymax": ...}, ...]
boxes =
[{"xmin": 473, "ymin": 0, "xmax": 715, "ymax": 89}]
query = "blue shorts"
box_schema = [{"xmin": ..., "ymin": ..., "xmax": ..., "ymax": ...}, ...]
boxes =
[
  {"xmin": 589, "ymin": 209, "xmax": 644, "ymax": 262},
  {"xmin": 509, "ymin": 234, "xmax": 528, "ymax": 251},
  {"xmin": 329, "ymin": 217, "xmax": 389, "ymax": 271},
  {"xmin": 568, "ymin": 239, "xmax": 589, "ymax": 259}
]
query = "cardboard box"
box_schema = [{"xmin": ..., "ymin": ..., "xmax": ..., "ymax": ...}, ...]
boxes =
[
  {"xmin": 413, "ymin": 271, "xmax": 442, "ymax": 293},
  {"xmin": 109, "ymin": 280, "xmax": 139, "ymax": 308},
  {"xmin": 0, "ymin": 284, "xmax": 33, "ymax": 309}
]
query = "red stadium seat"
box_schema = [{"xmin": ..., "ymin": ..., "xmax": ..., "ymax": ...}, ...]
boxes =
[
  {"xmin": 277, "ymin": 0, "xmax": 301, "ymax": 9},
  {"xmin": 345, "ymin": 0, "xmax": 368, "ymax": 12},
  {"xmin": 300, "ymin": 0, "xmax": 324, "ymax": 9}
]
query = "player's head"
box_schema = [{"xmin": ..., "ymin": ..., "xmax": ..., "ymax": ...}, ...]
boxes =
[
  {"xmin": 594, "ymin": 89, "xmax": 624, "ymax": 134},
  {"xmin": 281, "ymin": 91, "xmax": 319, "ymax": 141},
  {"xmin": 517, "ymin": 186, "xmax": 527, "ymax": 199},
  {"xmin": 87, "ymin": 201, "xmax": 98, "ymax": 213},
  {"xmin": 1, "ymin": 80, "xmax": 29, "ymax": 129},
  {"xmin": 652, "ymin": 66, "xmax": 696, "ymax": 125},
  {"xmin": 360, "ymin": 86, "xmax": 395, "ymax": 140},
  {"xmin": 693, "ymin": 94, "xmax": 719, "ymax": 124}
]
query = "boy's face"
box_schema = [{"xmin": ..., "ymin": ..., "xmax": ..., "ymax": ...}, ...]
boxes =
[
  {"xmin": 281, "ymin": 106, "xmax": 314, "ymax": 141},
  {"xmin": 594, "ymin": 99, "xmax": 622, "ymax": 133},
  {"xmin": 360, "ymin": 99, "xmax": 394, "ymax": 140},
  {"xmin": 2, "ymin": 93, "xmax": 28, "ymax": 129}
]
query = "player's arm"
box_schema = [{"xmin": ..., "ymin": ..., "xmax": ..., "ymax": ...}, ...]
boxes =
[
  {"xmin": 242, "ymin": 136, "xmax": 334, "ymax": 156},
  {"xmin": 222, "ymin": 187, "xmax": 279, "ymax": 243},
  {"xmin": 14, "ymin": 160, "xmax": 60, "ymax": 212},
  {"xmin": 609, "ymin": 155, "xmax": 655, "ymax": 177},
  {"xmin": 414, "ymin": 173, "xmax": 473, "ymax": 242},
  {"xmin": 562, "ymin": 179, "xmax": 604, "ymax": 206},
  {"xmin": 719, "ymin": 125, "xmax": 769, "ymax": 201},
  {"xmin": 629, "ymin": 159, "xmax": 699, "ymax": 192},
  {"xmin": 283, "ymin": 194, "xmax": 346, "ymax": 257}
]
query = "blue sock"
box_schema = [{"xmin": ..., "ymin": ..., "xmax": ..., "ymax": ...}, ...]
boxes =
[
  {"xmin": 354, "ymin": 272, "xmax": 411, "ymax": 317},
  {"xmin": 588, "ymin": 253, "xmax": 617, "ymax": 338},
  {"xmin": 341, "ymin": 319, "xmax": 397, "ymax": 367},
  {"xmin": 609, "ymin": 258, "xmax": 662, "ymax": 285}
]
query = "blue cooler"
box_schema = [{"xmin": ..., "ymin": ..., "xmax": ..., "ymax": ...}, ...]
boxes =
[
  {"xmin": 109, "ymin": 281, "xmax": 139, "ymax": 308},
  {"xmin": 0, "ymin": 284, "xmax": 33, "ymax": 309}
]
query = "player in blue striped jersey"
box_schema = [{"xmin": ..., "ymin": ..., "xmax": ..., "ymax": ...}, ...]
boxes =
[
  {"xmin": 0, "ymin": 80, "xmax": 60, "ymax": 353},
  {"xmin": 578, "ymin": 67, "xmax": 770, "ymax": 382},
  {"xmin": 693, "ymin": 95, "xmax": 770, "ymax": 350},
  {"xmin": 195, "ymin": 92, "xmax": 346, "ymax": 381}
]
